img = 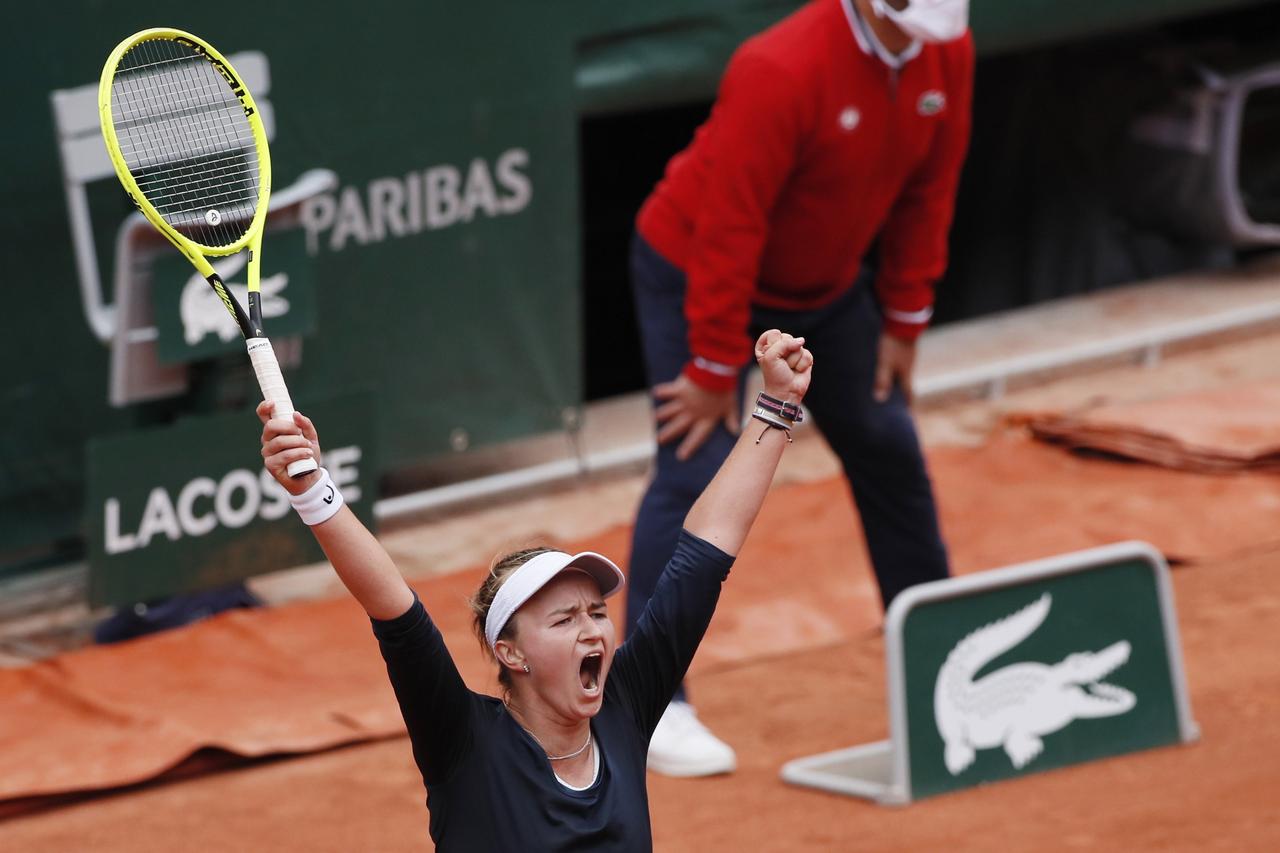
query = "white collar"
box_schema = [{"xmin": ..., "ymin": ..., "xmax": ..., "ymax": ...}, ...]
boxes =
[
  {"xmin": 555, "ymin": 736, "xmax": 601, "ymax": 791},
  {"xmin": 841, "ymin": 0, "xmax": 922, "ymax": 70}
]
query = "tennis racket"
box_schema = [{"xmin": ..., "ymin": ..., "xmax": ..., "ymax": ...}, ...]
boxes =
[{"xmin": 99, "ymin": 27, "xmax": 316, "ymax": 477}]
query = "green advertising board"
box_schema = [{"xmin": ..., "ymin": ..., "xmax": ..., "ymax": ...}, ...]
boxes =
[
  {"xmin": 781, "ymin": 542, "xmax": 1199, "ymax": 804},
  {"xmin": 86, "ymin": 391, "xmax": 376, "ymax": 607},
  {"xmin": 151, "ymin": 227, "xmax": 317, "ymax": 365},
  {"xmin": 6, "ymin": 0, "xmax": 1279, "ymax": 576},
  {"xmin": 5, "ymin": 1, "xmax": 581, "ymax": 572},
  {"xmin": 900, "ymin": 553, "xmax": 1184, "ymax": 798}
]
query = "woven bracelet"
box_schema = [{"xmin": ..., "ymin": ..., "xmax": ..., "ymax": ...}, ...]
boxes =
[{"xmin": 751, "ymin": 408, "xmax": 794, "ymax": 444}]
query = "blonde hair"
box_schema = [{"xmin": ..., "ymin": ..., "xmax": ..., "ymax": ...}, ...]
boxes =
[{"xmin": 469, "ymin": 546, "xmax": 556, "ymax": 690}]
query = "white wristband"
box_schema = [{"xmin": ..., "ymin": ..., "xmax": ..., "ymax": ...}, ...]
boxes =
[{"xmin": 289, "ymin": 467, "xmax": 344, "ymax": 526}]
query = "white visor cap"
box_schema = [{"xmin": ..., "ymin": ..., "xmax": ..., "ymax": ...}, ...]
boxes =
[{"xmin": 484, "ymin": 551, "xmax": 626, "ymax": 650}]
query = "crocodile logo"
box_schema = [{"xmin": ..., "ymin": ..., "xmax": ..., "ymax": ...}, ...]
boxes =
[
  {"xmin": 917, "ymin": 90, "xmax": 946, "ymax": 116},
  {"xmin": 934, "ymin": 593, "xmax": 1136, "ymax": 775},
  {"xmin": 181, "ymin": 252, "xmax": 289, "ymax": 345}
]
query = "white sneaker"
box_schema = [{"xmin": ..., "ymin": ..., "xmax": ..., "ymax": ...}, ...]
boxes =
[{"xmin": 647, "ymin": 700, "xmax": 737, "ymax": 777}]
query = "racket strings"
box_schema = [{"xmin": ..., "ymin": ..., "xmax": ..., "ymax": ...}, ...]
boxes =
[
  {"xmin": 110, "ymin": 37, "xmax": 261, "ymax": 248},
  {"xmin": 113, "ymin": 78, "xmax": 255, "ymax": 244},
  {"xmin": 117, "ymin": 39, "xmax": 257, "ymax": 244},
  {"xmin": 117, "ymin": 39, "xmax": 257, "ymax": 227}
]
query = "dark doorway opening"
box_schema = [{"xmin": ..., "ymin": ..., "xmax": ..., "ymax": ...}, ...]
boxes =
[{"xmin": 579, "ymin": 102, "xmax": 711, "ymax": 402}]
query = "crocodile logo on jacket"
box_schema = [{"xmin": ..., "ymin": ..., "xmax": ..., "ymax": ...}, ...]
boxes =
[
  {"xmin": 917, "ymin": 90, "xmax": 946, "ymax": 116},
  {"xmin": 933, "ymin": 593, "xmax": 1136, "ymax": 775}
]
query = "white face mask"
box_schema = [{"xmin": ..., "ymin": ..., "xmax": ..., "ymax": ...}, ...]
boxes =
[{"xmin": 871, "ymin": 0, "xmax": 969, "ymax": 44}]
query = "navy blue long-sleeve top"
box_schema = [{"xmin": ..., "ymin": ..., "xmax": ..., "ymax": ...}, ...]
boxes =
[{"xmin": 371, "ymin": 530, "xmax": 735, "ymax": 852}]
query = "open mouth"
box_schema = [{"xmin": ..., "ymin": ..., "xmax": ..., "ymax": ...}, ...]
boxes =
[
  {"xmin": 579, "ymin": 652, "xmax": 603, "ymax": 693},
  {"xmin": 1086, "ymin": 681, "xmax": 1135, "ymax": 704}
]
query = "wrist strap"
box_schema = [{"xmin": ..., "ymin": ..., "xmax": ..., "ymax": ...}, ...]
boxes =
[
  {"xmin": 289, "ymin": 467, "xmax": 344, "ymax": 526},
  {"xmin": 756, "ymin": 392, "xmax": 803, "ymax": 424}
]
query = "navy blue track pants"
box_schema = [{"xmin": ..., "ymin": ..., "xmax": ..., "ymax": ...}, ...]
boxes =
[{"xmin": 625, "ymin": 234, "xmax": 950, "ymax": 700}]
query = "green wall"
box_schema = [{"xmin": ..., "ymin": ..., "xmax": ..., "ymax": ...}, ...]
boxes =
[
  {"xmin": 3, "ymin": 0, "xmax": 1276, "ymax": 570},
  {"xmin": 4, "ymin": 3, "xmax": 581, "ymax": 565}
]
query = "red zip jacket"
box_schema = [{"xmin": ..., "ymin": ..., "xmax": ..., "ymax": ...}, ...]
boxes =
[{"xmin": 636, "ymin": 0, "xmax": 974, "ymax": 391}]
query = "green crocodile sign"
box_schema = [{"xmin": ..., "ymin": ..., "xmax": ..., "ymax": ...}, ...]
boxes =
[
  {"xmin": 902, "ymin": 553, "xmax": 1185, "ymax": 798},
  {"xmin": 781, "ymin": 542, "xmax": 1199, "ymax": 804},
  {"xmin": 151, "ymin": 228, "xmax": 317, "ymax": 365}
]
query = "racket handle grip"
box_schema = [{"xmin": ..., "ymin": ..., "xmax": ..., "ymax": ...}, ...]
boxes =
[{"xmin": 247, "ymin": 337, "xmax": 318, "ymax": 479}]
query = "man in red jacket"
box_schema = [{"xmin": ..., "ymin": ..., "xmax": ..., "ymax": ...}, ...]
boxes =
[{"xmin": 626, "ymin": 0, "xmax": 974, "ymax": 776}]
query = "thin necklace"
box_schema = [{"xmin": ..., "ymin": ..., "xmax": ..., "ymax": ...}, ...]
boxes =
[
  {"xmin": 504, "ymin": 696, "xmax": 593, "ymax": 761},
  {"xmin": 525, "ymin": 728, "xmax": 592, "ymax": 761}
]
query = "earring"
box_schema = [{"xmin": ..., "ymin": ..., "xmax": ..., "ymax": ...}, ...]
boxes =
[{"xmin": 522, "ymin": 664, "xmax": 531, "ymax": 674}]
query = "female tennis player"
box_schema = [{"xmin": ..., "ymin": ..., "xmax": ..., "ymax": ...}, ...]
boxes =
[{"xmin": 257, "ymin": 330, "xmax": 812, "ymax": 851}]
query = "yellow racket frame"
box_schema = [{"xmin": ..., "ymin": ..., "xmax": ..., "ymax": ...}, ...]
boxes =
[
  {"xmin": 98, "ymin": 27, "xmax": 273, "ymax": 301},
  {"xmin": 98, "ymin": 28, "xmax": 315, "ymax": 478}
]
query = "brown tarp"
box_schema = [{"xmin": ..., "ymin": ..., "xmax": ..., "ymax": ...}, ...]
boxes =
[
  {"xmin": 1014, "ymin": 381, "xmax": 1280, "ymax": 473},
  {"xmin": 3, "ymin": 430, "xmax": 1279, "ymax": 811},
  {"xmin": 4, "ymin": 490, "xmax": 1279, "ymax": 851}
]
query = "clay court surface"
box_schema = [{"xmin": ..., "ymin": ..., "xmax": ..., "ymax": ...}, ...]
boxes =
[{"xmin": 4, "ymin": 332, "xmax": 1280, "ymax": 851}]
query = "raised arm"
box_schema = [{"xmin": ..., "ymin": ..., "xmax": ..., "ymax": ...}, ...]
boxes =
[
  {"xmin": 683, "ymin": 330, "xmax": 812, "ymax": 555},
  {"xmin": 258, "ymin": 402, "xmax": 415, "ymax": 620}
]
